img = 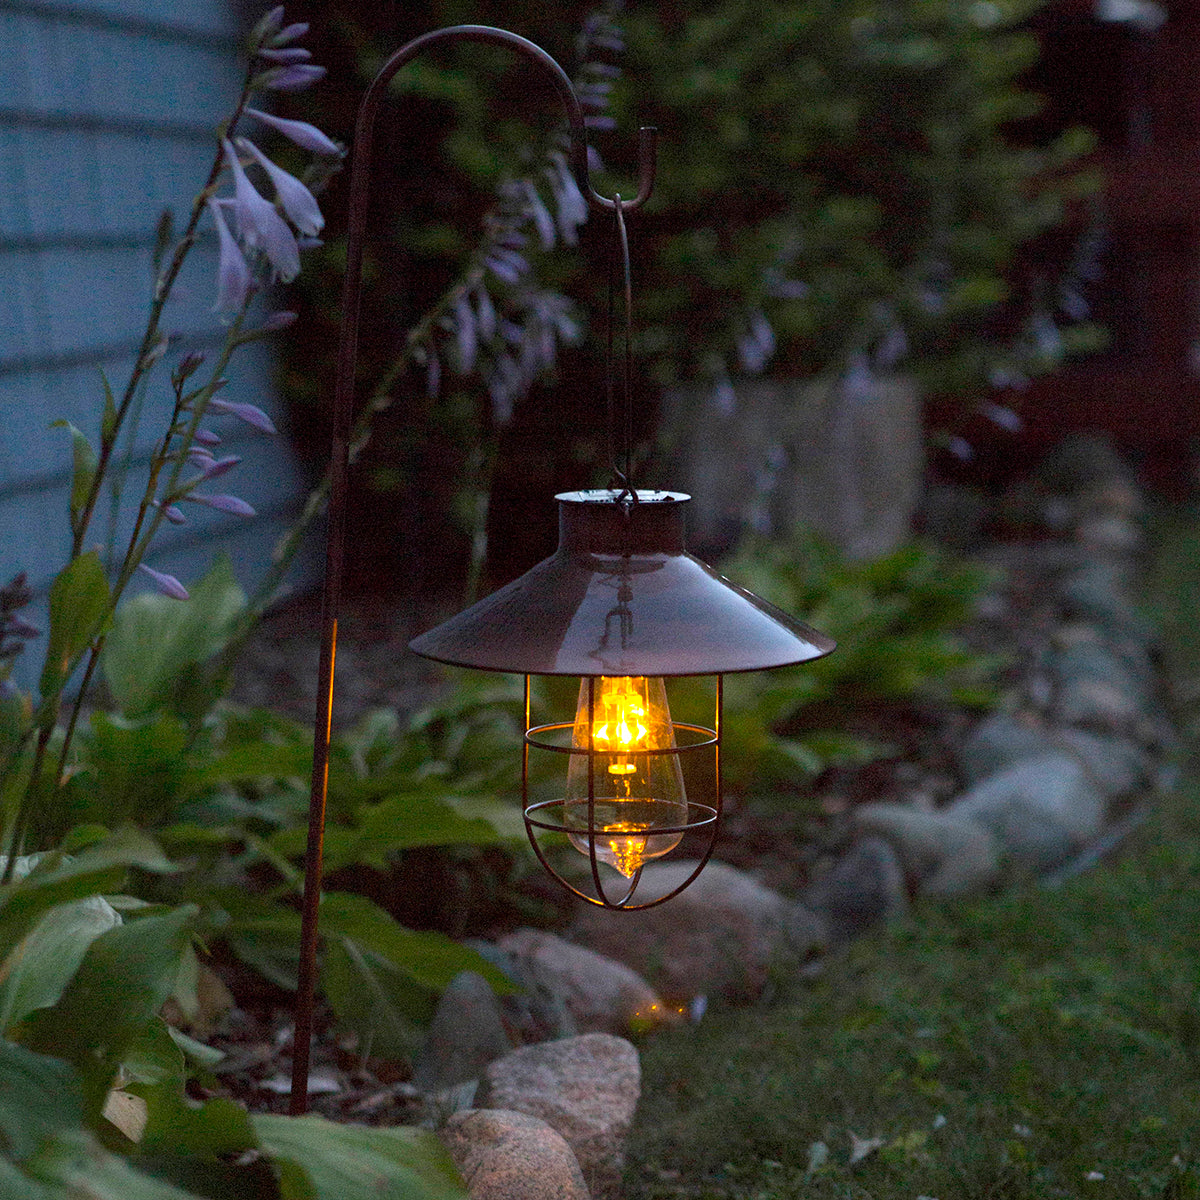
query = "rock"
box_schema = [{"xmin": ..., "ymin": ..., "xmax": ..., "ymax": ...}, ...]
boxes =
[
  {"xmin": 476, "ymin": 1033, "xmax": 639, "ymax": 1200},
  {"xmin": 1060, "ymin": 563, "xmax": 1150, "ymax": 639},
  {"xmin": 1075, "ymin": 513, "xmax": 1142, "ymax": 554},
  {"xmin": 852, "ymin": 803, "xmax": 1001, "ymax": 897},
  {"xmin": 1034, "ymin": 432, "xmax": 1131, "ymax": 495},
  {"xmin": 803, "ymin": 836, "xmax": 908, "ymax": 941},
  {"xmin": 1056, "ymin": 677, "xmax": 1142, "ymax": 732},
  {"xmin": 464, "ymin": 939, "xmax": 579, "ymax": 1045},
  {"xmin": 957, "ymin": 712, "xmax": 1149, "ymax": 797},
  {"xmin": 661, "ymin": 373, "xmax": 923, "ymax": 560},
  {"xmin": 947, "ymin": 752, "xmax": 1107, "ymax": 873},
  {"xmin": 412, "ymin": 971, "xmax": 515, "ymax": 1093},
  {"xmin": 1053, "ymin": 728, "xmax": 1150, "ymax": 796},
  {"xmin": 571, "ymin": 860, "xmax": 827, "ymax": 1003},
  {"xmin": 1049, "ymin": 641, "xmax": 1148, "ymax": 706},
  {"xmin": 440, "ymin": 1109, "xmax": 590, "ymax": 1200},
  {"xmin": 957, "ymin": 712, "xmax": 1055, "ymax": 785},
  {"xmin": 498, "ymin": 928, "xmax": 677, "ymax": 1036}
]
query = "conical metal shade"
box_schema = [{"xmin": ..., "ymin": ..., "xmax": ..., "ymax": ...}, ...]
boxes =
[{"xmin": 409, "ymin": 489, "xmax": 835, "ymax": 676}]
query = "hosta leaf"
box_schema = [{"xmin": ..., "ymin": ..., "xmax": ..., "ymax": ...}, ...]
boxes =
[
  {"xmin": 25, "ymin": 905, "xmax": 197, "ymax": 1115},
  {"xmin": 252, "ymin": 1113, "xmax": 467, "ymax": 1200},
  {"xmin": 323, "ymin": 938, "xmax": 429, "ymax": 1062},
  {"xmin": 40, "ymin": 553, "xmax": 110, "ymax": 700},
  {"xmin": 0, "ymin": 1039, "xmax": 84, "ymax": 1161},
  {"xmin": 102, "ymin": 556, "xmax": 246, "ymax": 719},
  {"xmin": 0, "ymin": 828, "xmax": 174, "ymax": 955},
  {"xmin": 24, "ymin": 1129, "xmax": 207, "ymax": 1199},
  {"xmin": 0, "ymin": 894, "xmax": 121, "ymax": 1032},
  {"xmin": 319, "ymin": 892, "xmax": 514, "ymax": 995}
]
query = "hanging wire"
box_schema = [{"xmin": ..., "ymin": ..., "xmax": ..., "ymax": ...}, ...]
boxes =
[{"xmin": 607, "ymin": 193, "xmax": 636, "ymax": 502}]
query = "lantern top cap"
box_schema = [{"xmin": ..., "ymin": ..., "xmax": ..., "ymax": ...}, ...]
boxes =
[
  {"xmin": 409, "ymin": 485, "xmax": 835, "ymax": 676},
  {"xmin": 555, "ymin": 488, "xmax": 688, "ymax": 504}
]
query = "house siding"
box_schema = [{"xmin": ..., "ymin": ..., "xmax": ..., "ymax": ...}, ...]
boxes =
[{"xmin": 0, "ymin": 0, "xmax": 317, "ymax": 691}]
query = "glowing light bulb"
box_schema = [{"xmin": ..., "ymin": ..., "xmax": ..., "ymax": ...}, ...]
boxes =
[{"xmin": 564, "ymin": 676, "xmax": 687, "ymax": 877}]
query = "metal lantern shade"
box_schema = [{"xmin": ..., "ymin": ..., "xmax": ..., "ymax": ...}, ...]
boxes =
[
  {"xmin": 409, "ymin": 489, "xmax": 834, "ymax": 910},
  {"xmin": 409, "ymin": 490, "xmax": 834, "ymax": 676}
]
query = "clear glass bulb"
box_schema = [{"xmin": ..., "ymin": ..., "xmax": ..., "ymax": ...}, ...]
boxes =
[{"xmin": 564, "ymin": 675, "xmax": 688, "ymax": 877}]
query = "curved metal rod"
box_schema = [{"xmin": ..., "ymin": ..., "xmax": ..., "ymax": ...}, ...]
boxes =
[{"xmin": 292, "ymin": 25, "xmax": 658, "ymax": 1115}]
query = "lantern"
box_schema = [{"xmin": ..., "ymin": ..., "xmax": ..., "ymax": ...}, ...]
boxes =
[{"xmin": 292, "ymin": 23, "xmax": 834, "ymax": 1111}]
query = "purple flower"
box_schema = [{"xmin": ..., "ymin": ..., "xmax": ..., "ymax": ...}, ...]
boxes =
[
  {"xmin": 256, "ymin": 46, "xmax": 312, "ymax": 64},
  {"xmin": 208, "ymin": 198, "xmax": 253, "ymax": 312},
  {"xmin": 236, "ymin": 137, "xmax": 323, "ymax": 236},
  {"xmin": 982, "ymin": 402, "xmax": 1023, "ymax": 433},
  {"xmin": 258, "ymin": 64, "xmax": 326, "ymax": 92},
  {"xmin": 185, "ymin": 493, "xmax": 256, "ymax": 517},
  {"xmin": 6, "ymin": 615, "xmax": 40, "ymax": 639},
  {"xmin": 207, "ymin": 398, "xmax": 277, "ymax": 434},
  {"xmin": 261, "ymin": 310, "xmax": 297, "ymax": 332},
  {"xmin": 223, "ymin": 139, "xmax": 300, "ymax": 282},
  {"xmin": 187, "ymin": 448, "xmax": 215, "ymax": 468},
  {"xmin": 199, "ymin": 455, "xmax": 242, "ymax": 481},
  {"xmin": 245, "ymin": 107, "xmax": 341, "ymax": 157},
  {"xmin": 139, "ymin": 564, "xmax": 189, "ymax": 600},
  {"xmin": 194, "ymin": 428, "xmax": 222, "ymax": 447},
  {"xmin": 270, "ymin": 20, "xmax": 310, "ymax": 46}
]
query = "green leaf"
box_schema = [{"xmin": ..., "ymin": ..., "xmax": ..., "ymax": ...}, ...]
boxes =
[
  {"xmin": 252, "ymin": 1113, "xmax": 468, "ymax": 1200},
  {"xmin": 76, "ymin": 711, "xmax": 189, "ymax": 827},
  {"xmin": 39, "ymin": 552, "xmax": 110, "ymax": 700},
  {"xmin": 0, "ymin": 1039, "xmax": 84, "ymax": 1161},
  {"xmin": 25, "ymin": 904, "xmax": 197, "ymax": 1115},
  {"xmin": 151, "ymin": 209, "xmax": 174, "ymax": 276},
  {"xmin": 0, "ymin": 828, "xmax": 175, "ymax": 955},
  {"xmin": 102, "ymin": 556, "xmax": 246, "ymax": 719},
  {"xmin": 323, "ymin": 939, "xmax": 429, "ymax": 1062},
  {"xmin": 320, "ymin": 892, "xmax": 514, "ymax": 995},
  {"xmin": 50, "ymin": 421, "xmax": 99, "ymax": 538},
  {"xmin": 269, "ymin": 791, "xmax": 512, "ymax": 872},
  {"xmin": 121, "ymin": 1017, "xmax": 186, "ymax": 1089},
  {"xmin": 0, "ymin": 1156, "xmax": 54, "ymax": 1200},
  {"xmin": 196, "ymin": 739, "xmax": 312, "ymax": 788},
  {"xmin": 99, "ymin": 369, "xmax": 119, "ymax": 444},
  {"xmin": 215, "ymin": 891, "xmax": 303, "ymax": 992},
  {"xmin": 0, "ymin": 894, "xmax": 121, "ymax": 1032},
  {"xmin": 25, "ymin": 1129, "xmax": 208, "ymax": 1199}
]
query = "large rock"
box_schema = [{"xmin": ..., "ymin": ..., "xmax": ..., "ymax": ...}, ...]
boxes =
[
  {"xmin": 440, "ymin": 1109, "xmax": 590, "ymax": 1200},
  {"xmin": 464, "ymin": 939, "xmax": 578, "ymax": 1045},
  {"xmin": 958, "ymin": 712, "xmax": 1148, "ymax": 797},
  {"xmin": 803, "ymin": 836, "xmax": 908, "ymax": 941},
  {"xmin": 413, "ymin": 971, "xmax": 515, "ymax": 1093},
  {"xmin": 957, "ymin": 712, "xmax": 1055, "ymax": 785},
  {"xmin": 1060, "ymin": 563, "xmax": 1150, "ymax": 639},
  {"xmin": 571, "ymin": 859, "xmax": 827, "ymax": 1003},
  {"xmin": 853, "ymin": 803, "xmax": 1001, "ymax": 897},
  {"xmin": 947, "ymin": 752, "xmax": 1107, "ymax": 873},
  {"xmin": 1052, "ymin": 728, "xmax": 1150, "ymax": 796},
  {"xmin": 476, "ymin": 1033, "xmax": 639, "ymax": 1200},
  {"xmin": 498, "ymin": 928, "xmax": 677, "ymax": 1035},
  {"xmin": 661, "ymin": 373, "xmax": 923, "ymax": 560}
]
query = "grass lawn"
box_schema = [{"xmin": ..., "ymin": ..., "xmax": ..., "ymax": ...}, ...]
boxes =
[{"xmin": 625, "ymin": 508, "xmax": 1200, "ymax": 1199}]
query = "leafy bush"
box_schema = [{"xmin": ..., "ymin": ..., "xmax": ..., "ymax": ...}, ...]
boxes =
[
  {"xmin": 0, "ymin": 832, "xmax": 467, "ymax": 1198},
  {"xmin": 679, "ymin": 532, "xmax": 1003, "ymax": 792}
]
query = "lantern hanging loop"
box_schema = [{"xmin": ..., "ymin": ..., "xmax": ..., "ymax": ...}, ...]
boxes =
[{"xmin": 607, "ymin": 194, "xmax": 638, "ymax": 501}]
